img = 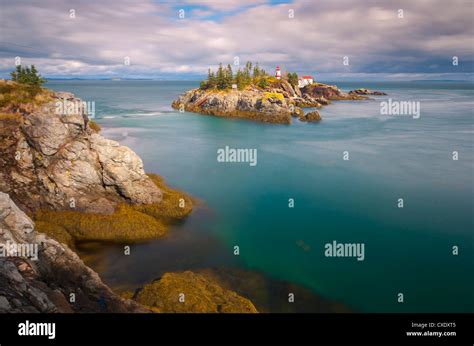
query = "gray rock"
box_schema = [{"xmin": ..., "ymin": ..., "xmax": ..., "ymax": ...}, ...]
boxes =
[
  {"xmin": 0, "ymin": 90, "xmax": 162, "ymax": 213},
  {"xmin": 299, "ymin": 110, "xmax": 322, "ymax": 122},
  {"xmin": 0, "ymin": 192, "xmax": 148, "ymax": 313}
]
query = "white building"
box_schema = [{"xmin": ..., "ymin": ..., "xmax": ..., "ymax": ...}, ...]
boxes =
[{"xmin": 298, "ymin": 75, "xmax": 314, "ymax": 88}]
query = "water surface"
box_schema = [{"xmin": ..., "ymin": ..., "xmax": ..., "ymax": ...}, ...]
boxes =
[{"xmin": 46, "ymin": 80, "xmax": 474, "ymax": 312}]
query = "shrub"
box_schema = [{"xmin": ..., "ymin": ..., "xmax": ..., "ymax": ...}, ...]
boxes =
[{"xmin": 0, "ymin": 80, "xmax": 52, "ymax": 110}]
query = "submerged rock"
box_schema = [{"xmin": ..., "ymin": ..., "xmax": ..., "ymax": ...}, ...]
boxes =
[
  {"xmin": 299, "ymin": 110, "xmax": 322, "ymax": 122},
  {"xmin": 349, "ymin": 88, "xmax": 387, "ymax": 96},
  {"xmin": 196, "ymin": 268, "xmax": 351, "ymax": 313}
]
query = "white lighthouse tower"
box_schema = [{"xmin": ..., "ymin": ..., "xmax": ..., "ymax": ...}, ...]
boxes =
[{"xmin": 275, "ymin": 66, "xmax": 281, "ymax": 80}]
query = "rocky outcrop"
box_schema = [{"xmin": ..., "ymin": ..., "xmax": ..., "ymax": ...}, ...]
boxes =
[
  {"xmin": 301, "ymin": 83, "xmax": 367, "ymax": 101},
  {"xmin": 349, "ymin": 88, "xmax": 387, "ymax": 96},
  {"xmin": 293, "ymin": 94, "xmax": 330, "ymax": 108},
  {"xmin": 299, "ymin": 110, "xmax": 322, "ymax": 122},
  {"xmin": 172, "ymin": 88, "xmax": 299, "ymax": 124},
  {"xmin": 0, "ymin": 84, "xmax": 162, "ymax": 214},
  {"xmin": 0, "ymin": 192, "xmax": 147, "ymax": 313},
  {"xmin": 134, "ymin": 271, "xmax": 258, "ymax": 313}
]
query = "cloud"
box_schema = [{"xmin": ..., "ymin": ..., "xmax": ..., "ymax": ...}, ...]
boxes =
[{"xmin": 0, "ymin": 0, "xmax": 472, "ymax": 79}]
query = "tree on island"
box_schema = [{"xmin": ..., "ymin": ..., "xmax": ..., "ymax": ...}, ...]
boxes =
[
  {"xmin": 200, "ymin": 61, "xmax": 274, "ymax": 91},
  {"xmin": 287, "ymin": 72, "xmax": 299, "ymax": 88},
  {"xmin": 11, "ymin": 65, "xmax": 46, "ymax": 87}
]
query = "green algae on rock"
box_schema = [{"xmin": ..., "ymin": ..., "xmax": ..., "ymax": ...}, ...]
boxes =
[
  {"xmin": 34, "ymin": 173, "xmax": 194, "ymax": 245},
  {"xmin": 135, "ymin": 271, "xmax": 258, "ymax": 313}
]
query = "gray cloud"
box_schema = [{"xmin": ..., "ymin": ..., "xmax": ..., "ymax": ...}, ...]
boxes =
[{"xmin": 0, "ymin": 0, "xmax": 472, "ymax": 79}]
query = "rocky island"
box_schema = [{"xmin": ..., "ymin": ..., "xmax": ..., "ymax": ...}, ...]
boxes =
[{"xmin": 172, "ymin": 62, "xmax": 386, "ymax": 124}]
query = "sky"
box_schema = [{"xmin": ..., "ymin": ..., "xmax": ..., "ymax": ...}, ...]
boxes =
[{"xmin": 0, "ymin": 0, "xmax": 473, "ymax": 81}]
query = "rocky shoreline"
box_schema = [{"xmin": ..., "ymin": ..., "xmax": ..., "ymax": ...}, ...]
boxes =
[
  {"xmin": 172, "ymin": 80, "xmax": 385, "ymax": 124},
  {"xmin": 0, "ymin": 81, "xmax": 257, "ymax": 313}
]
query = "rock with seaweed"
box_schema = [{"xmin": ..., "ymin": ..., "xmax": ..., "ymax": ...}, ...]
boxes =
[
  {"xmin": 134, "ymin": 271, "xmax": 258, "ymax": 313},
  {"xmin": 0, "ymin": 80, "xmax": 194, "ymax": 246},
  {"xmin": 0, "ymin": 192, "xmax": 147, "ymax": 313}
]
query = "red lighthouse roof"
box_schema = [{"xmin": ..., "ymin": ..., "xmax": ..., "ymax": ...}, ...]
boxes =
[{"xmin": 302, "ymin": 75, "xmax": 313, "ymax": 79}]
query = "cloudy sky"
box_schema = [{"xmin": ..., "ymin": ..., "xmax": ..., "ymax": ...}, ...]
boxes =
[{"xmin": 0, "ymin": 0, "xmax": 473, "ymax": 80}]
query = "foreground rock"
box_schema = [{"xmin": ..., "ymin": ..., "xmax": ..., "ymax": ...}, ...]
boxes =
[
  {"xmin": 135, "ymin": 271, "xmax": 258, "ymax": 313},
  {"xmin": 0, "ymin": 81, "xmax": 162, "ymax": 214},
  {"xmin": 0, "ymin": 192, "xmax": 146, "ymax": 313},
  {"xmin": 349, "ymin": 88, "xmax": 387, "ymax": 96}
]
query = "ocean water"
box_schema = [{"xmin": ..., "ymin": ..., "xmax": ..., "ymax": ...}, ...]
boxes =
[{"xmin": 46, "ymin": 80, "xmax": 474, "ymax": 313}]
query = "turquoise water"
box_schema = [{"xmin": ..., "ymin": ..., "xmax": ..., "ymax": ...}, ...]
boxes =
[{"xmin": 46, "ymin": 80, "xmax": 474, "ymax": 312}]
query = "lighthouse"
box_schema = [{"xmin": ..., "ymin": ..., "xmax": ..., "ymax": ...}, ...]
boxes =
[{"xmin": 275, "ymin": 66, "xmax": 281, "ymax": 80}]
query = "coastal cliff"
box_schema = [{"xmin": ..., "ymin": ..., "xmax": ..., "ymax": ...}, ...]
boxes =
[{"xmin": 0, "ymin": 81, "xmax": 161, "ymax": 214}]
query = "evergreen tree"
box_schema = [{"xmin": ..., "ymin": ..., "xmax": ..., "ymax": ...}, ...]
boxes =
[
  {"xmin": 253, "ymin": 63, "xmax": 260, "ymax": 79},
  {"xmin": 235, "ymin": 69, "xmax": 244, "ymax": 89},
  {"xmin": 207, "ymin": 68, "xmax": 217, "ymax": 88},
  {"xmin": 225, "ymin": 64, "xmax": 233, "ymax": 89},
  {"xmin": 288, "ymin": 72, "xmax": 298, "ymax": 87},
  {"xmin": 216, "ymin": 63, "xmax": 226, "ymax": 89},
  {"xmin": 10, "ymin": 65, "xmax": 45, "ymax": 87}
]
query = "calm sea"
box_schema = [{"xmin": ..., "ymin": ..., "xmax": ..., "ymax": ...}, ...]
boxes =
[{"xmin": 46, "ymin": 80, "xmax": 474, "ymax": 312}]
